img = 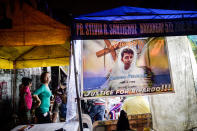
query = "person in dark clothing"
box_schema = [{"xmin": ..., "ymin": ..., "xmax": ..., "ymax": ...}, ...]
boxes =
[
  {"xmin": 89, "ymin": 98, "xmax": 105, "ymax": 123},
  {"xmin": 116, "ymin": 110, "xmax": 131, "ymax": 131}
]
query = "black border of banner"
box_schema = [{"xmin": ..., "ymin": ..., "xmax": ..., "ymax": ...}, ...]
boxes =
[{"xmin": 72, "ymin": 18, "xmax": 197, "ymax": 40}]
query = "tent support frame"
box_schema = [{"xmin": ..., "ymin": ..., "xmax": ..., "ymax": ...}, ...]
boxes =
[{"xmin": 12, "ymin": 61, "xmax": 17, "ymax": 113}]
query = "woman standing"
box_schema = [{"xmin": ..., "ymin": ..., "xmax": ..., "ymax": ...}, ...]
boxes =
[{"xmin": 33, "ymin": 72, "xmax": 52, "ymax": 123}]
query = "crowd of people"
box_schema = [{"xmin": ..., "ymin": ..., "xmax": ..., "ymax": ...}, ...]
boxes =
[
  {"xmin": 82, "ymin": 96, "xmax": 151, "ymax": 131},
  {"xmin": 18, "ymin": 71, "xmax": 67, "ymax": 125},
  {"xmin": 18, "ymin": 71, "xmax": 151, "ymax": 130}
]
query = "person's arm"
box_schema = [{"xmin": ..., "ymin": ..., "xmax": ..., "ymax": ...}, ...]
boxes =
[
  {"xmin": 33, "ymin": 95, "xmax": 41, "ymax": 108},
  {"xmin": 56, "ymin": 89, "xmax": 62, "ymax": 96},
  {"xmin": 32, "ymin": 85, "xmax": 44, "ymax": 108}
]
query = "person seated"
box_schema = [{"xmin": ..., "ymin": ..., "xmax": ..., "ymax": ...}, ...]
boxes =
[{"xmin": 117, "ymin": 110, "xmax": 133, "ymax": 131}]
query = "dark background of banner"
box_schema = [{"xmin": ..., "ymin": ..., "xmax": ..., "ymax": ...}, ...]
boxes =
[{"xmin": 73, "ymin": 18, "xmax": 197, "ymax": 40}]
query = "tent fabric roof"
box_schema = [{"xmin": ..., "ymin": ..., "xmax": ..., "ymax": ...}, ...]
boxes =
[
  {"xmin": 0, "ymin": 43, "xmax": 70, "ymax": 69},
  {"xmin": 0, "ymin": 3, "xmax": 70, "ymax": 46},
  {"xmin": 75, "ymin": 6, "xmax": 197, "ymax": 21},
  {"xmin": 0, "ymin": 2, "xmax": 70, "ymax": 69},
  {"xmin": 73, "ymin": 6, "xmax": 197, "ymax": 40}
]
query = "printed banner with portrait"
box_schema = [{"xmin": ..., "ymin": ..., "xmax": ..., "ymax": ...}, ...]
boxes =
[{"xmin": 82, "ymin": 37, "xmax": 174, "ymax": 97}]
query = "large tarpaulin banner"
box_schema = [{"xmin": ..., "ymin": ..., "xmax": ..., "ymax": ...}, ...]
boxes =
[{"xmin": 82, "ymin": 37, "xmax": 174, "ymax": 97}]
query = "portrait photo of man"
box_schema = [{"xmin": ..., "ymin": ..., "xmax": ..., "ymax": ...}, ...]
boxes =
[
  {"xmin": 121, "ymin": 48, "xmax": 134, "ymax": 71},
  {"xmin": 108, "ymin": 46, "xmax": 151, "ymax": 91}
]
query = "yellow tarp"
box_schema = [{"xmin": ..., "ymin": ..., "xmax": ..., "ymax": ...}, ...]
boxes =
[
  {"xmin": 0, "ymin": 43, "xmax": 70, "ymax": 69},
  {"xmin": 0, "ymin": 2, "xmax": 70, "ymax": 69}
]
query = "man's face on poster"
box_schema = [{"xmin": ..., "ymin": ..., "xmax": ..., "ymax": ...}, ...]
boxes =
[{"xmin": 121, "ymin": 52, "xmax": 133, "ymax": 70}]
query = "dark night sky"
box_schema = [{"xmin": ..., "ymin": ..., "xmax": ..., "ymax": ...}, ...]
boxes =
[
  {"xmin": 1, "ymin": 0, "xmax": 197, "ymax": 25},
  {"xmin": 45, "ymin": 0, "xmax": 197, "ymax": 25},
  {"xmin": 47, "ymin": 0, "xmax": 197, "ymax": 14}
]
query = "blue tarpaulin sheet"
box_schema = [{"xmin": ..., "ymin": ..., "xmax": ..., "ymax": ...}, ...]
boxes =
[
  {"xmin": 73, "ymin": 6, "xmax": 197, "ymax": 39},
  {"xmin": 75, "ymin": 6, "xmax": 197, "ymax": 21}
]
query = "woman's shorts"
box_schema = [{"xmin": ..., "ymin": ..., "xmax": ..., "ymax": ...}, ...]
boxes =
[{"xmin": 52, "ymin": 102, "xmax": 61, "ymax": 113}]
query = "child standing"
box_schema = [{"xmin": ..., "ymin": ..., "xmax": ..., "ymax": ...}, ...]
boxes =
[{"xmin": 19, "ymin": 77, "xmax": 32, "ymax": 124}]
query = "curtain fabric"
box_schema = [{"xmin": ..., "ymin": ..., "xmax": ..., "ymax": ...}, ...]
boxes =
[{"xmin": 149, "ymin": 36, "xmax": 197, "ymax": 131}]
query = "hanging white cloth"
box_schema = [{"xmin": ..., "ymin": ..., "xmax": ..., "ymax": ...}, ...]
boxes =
[
  {"xmin": 149, "ymin": 36, "xmax": 197, "ymax": 131},
  {"xmin": 66, "ymin": 40, "xmax": 82, "ymax": 122},
  {"xmin": 66, "ymin": 54, "xmax": 77, "ymax": 122}
]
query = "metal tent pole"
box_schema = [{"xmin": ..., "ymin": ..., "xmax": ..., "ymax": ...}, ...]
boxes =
[
  {"xmin": 71, "ymin": 40, "xmax": 83, "ymax": 131},
  {"xmin": 13, "ymin": 61, "xmax": 17, "ymax": 113}
]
